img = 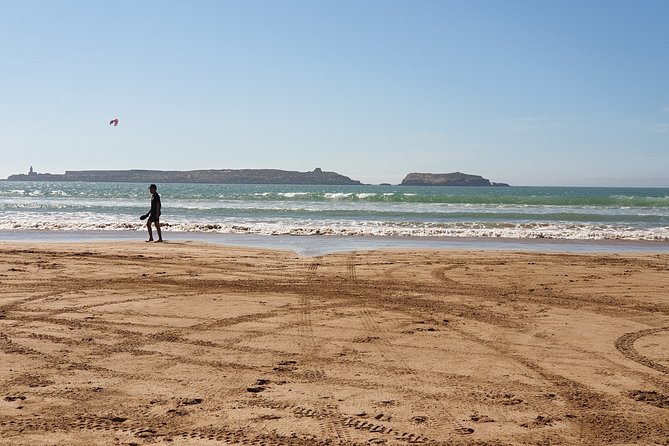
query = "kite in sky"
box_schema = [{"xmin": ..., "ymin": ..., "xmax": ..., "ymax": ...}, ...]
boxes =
[{"xmin": 109, "ymin": 118, "xmax": 119, "ymax": 127}]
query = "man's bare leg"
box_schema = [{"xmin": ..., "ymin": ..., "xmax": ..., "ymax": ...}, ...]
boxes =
[
  {"xmin": 155, "ymin": 222, "xmax": 163, "ymax": 242},
  {"xmin": 146, "ymin": 220, "xmax": 154, "ymax": 242}
]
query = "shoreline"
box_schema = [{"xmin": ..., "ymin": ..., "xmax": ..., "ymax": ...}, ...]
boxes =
[{"xmin": 2, "ymin": 229, "xmax": 669, "ymax": 256}]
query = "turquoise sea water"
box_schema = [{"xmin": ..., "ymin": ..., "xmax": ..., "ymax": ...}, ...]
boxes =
[{"xmin": 1, "ymin": 181, "xmax": 669, "ymax": 242}]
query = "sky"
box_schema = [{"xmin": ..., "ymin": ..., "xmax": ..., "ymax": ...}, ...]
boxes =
[{"xmin": 1, "ymin": 0, "xmax": 668, "ymax": 187}]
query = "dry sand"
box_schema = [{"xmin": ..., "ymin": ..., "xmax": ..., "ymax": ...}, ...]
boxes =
[{"xmin": 0, "ymin": 241, "xmax": 668, "ymax": 445}]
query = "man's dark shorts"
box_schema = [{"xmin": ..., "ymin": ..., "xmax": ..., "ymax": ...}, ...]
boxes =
[{"xmin": 148, "ymin": 216, "xmax": 160, "ymax": 223}]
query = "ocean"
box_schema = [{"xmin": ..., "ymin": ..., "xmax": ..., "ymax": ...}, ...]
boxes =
[{"xmin": 1, "ymin": 181, "xmax": 669, "ymax": 254}]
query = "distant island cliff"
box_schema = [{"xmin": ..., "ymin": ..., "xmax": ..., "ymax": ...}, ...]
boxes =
[
  {"xmin": 401, "ymin": 172, "xmax": 509, "ymax": 187},
  {"xmin": 6, "ymin": 168, "xmax": 363, "ymax": 186}
]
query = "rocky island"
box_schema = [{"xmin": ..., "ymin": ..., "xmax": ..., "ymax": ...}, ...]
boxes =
[
  {"xmin": 400, "ymin": 172, "xmax": 509, "ymax": 187},
  {"xmin": 6, "ymin": 167, "xmax": 362, "ymax": 186}
]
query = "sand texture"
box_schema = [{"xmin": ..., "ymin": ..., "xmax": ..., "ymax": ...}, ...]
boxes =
[{"xmin": 0, "ymin": 242, "xmax": 668, "ymax": 445}]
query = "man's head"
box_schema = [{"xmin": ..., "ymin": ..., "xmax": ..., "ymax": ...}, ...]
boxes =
[{"xmin": 149, "ymin": 184, "xmax": 157, "ymax": 193}]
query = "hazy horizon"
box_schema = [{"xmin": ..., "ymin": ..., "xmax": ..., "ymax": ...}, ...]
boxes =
[{"xmin": 1, "ymin": 1, "xmax": 668, "ymax": 187}]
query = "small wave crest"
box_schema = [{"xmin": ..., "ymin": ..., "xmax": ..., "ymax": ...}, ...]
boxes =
[{"xmin": 278, "ymin": 192, "xmax": 310, "ymax": 198}]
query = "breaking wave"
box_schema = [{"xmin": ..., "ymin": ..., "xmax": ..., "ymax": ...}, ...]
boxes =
[{"xmin": 1, "ymin": 219, "xmax": 667, "ymax": 241}]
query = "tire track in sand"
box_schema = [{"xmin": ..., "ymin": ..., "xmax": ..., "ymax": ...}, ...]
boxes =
[
  {"xmin": 615, "ymin": 327, "xmax": 669, "ymax": 374},
  {"xmin": 295, "ymin": 257, "xmax": 352, "ymax": 443},
  {"xmin": 350, "ymin": 253, "xmax": 465, "ymax": 444},
  {"xmin": 0, "ymin": 413, "xmax": 328, "ymax": 446}
]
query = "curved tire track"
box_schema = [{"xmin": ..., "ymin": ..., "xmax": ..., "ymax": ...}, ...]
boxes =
[{"xmin": 615, "ymin": 327, "xmax": 669, "ymax": 374}]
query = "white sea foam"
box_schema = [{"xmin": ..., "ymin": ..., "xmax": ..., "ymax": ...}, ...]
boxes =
[
  {"xmin": 278, "ymin": 192, "xmax": 309, "ymax": 198},
  {"xmin": 324, "ymin": 193, "xmax": 353, "ymax": 199},
  {"xmin": 1, "ymin": 219, "xmax": 667, "ymax": 241},
  {"xmin": 356, "ymin": 193, "xmax": 376, "ymax": 199}
]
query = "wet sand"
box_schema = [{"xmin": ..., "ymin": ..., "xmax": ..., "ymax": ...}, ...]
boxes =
[{"xmin": 0, "ymin": 241, "xmax": 668, "ymax": 445}]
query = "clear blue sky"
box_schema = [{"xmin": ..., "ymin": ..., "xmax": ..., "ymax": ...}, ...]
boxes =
[{"xmin": 1, "ymin": 0, "xmax": 667, "ymax": 186}]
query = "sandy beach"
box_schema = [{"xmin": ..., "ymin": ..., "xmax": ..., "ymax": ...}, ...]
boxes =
[{"xmin": 0, "ymin": 241, "xmax": 668, "ymax": 445}]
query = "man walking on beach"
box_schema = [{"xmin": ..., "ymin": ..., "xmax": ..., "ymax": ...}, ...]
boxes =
[{"xmin": 141, "ymin": 184, "xmax": 163, "ymax": 242}]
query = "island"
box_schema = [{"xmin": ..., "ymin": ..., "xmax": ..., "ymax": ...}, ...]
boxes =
[
  {"xmin": 5, "ymin": 168, "xmax": 510, "ymax": 186},
  {"xmin": 400, "ymin": 172, "xmax": 509, "ymax": 187},
  {"xmin": 6, "ymin": 168, "xmax": 363, "ymax": 186}
]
